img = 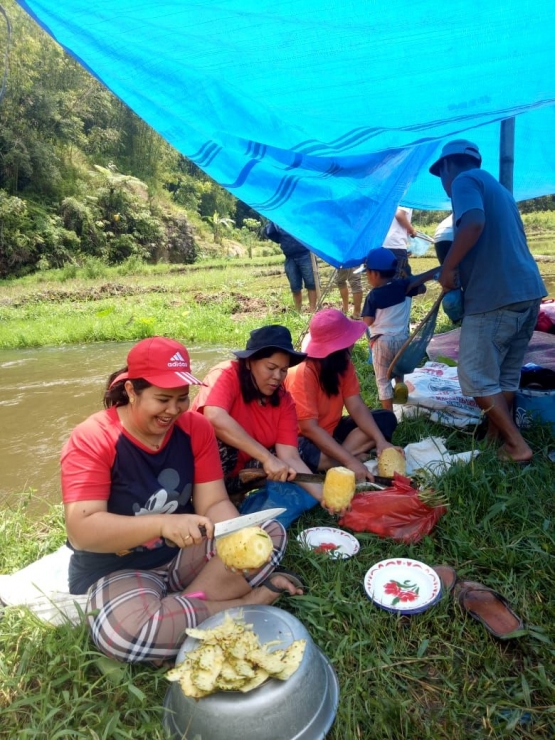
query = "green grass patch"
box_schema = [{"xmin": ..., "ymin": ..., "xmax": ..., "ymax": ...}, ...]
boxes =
[{"xmin": 2, "ymin": 253, "xmax": 552, "ymax": 350}]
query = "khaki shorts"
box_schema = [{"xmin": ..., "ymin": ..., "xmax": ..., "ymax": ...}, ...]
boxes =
[{"xmin": 336, "ymin": 268, "xmax": 363, "ymax": 292}]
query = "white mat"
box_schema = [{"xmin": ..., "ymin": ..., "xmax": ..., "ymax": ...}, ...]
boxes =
[{"xmin": 0, "ymin": 545, "xmax": 87, "ymax": 626}]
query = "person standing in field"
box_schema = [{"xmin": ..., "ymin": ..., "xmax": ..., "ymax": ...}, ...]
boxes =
[
  {"xmin": 383, "ymin": 206, "xmax": 417, "ymax": 279},
  {"xmin": 335, "ymin": 267, "xmax": 364, "ymax": 319},
  {"xmin": 264, "ymin": 222, "xmax": 317, "ymax": 312},
  {"xmin": 431, "ymin": 139, "xmax": 546, "ymax": 463}
]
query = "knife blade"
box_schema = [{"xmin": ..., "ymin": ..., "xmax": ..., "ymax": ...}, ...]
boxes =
[
  {"xmin": 237, "ymin": 468, "xmax": 398, "ymax": 487},
  {"xmin": 164, "ymin": 507, "xmax": 286, "ymax": 547},
  {"xmin": 212, "ymin": 508, "xmax": 286, "ymax": 539}
]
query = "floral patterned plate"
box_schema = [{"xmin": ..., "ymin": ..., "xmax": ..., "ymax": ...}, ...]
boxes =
[
  {"xmin": 297, "ymin": 527, "xmax": 360, "ymax": 559},
  {"xmin": 363, "ymin": 558, "xmax": 442, "ymax": 613}
]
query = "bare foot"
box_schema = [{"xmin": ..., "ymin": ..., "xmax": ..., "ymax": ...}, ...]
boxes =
[
  {"xmin": 243, "ymin": 574, "xmax": 303, "ymax": 607},
  {"xmin": 497, "ymin": 442, "xmax": 533, "ymax": 463}
]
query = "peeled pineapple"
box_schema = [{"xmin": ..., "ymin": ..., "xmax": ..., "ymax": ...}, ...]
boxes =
[
  {"xmin": 216, "ymin": 526, "xmax": 273, "ymax": 570},
  {"xmin": 323, "ymin": 466, "xmax": 356, "ymax": 511},
  {"xmin": 377, "ymin": 448, "xmax": 406, "ymax": 477}
]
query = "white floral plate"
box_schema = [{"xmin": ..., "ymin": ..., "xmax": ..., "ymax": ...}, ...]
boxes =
[
  {"xmin": 363, "ymin": 558, "xmax": 441, "ymax": 613},
  {"xmin": 297, "ymin": 527, "xmax": 360, "ymax": 559}
]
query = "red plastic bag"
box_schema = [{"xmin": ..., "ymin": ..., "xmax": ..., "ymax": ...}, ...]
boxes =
[
  {"xmin": 338, "ymin": 475, "xmax": 446, "ymax": 544},
  {"xmin": 535, "ymin": 299, "xmax": 555, "ymax": 333}
]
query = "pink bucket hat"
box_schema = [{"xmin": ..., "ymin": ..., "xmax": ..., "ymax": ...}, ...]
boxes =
[{"xmin": 301, "ymin": 308, "xmax": 366, "ymax": 358}]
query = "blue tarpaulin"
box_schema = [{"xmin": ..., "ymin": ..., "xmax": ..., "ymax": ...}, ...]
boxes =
[{"xmin": 14, "ymin": 0, "xmax": 555, "ymax": 266}]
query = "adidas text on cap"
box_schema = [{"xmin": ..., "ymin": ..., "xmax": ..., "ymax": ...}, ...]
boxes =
[{"xmin": 122, "ymin": 337, "xmax": 204, "ymax": 388}]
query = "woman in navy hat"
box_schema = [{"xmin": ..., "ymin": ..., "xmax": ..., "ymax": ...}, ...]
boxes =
[{"xmin": 192, "ymin": 325, "xmax": 324, "ymax": 512}]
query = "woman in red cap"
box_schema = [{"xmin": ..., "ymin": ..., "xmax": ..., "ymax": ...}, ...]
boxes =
[
  {"xmin": 61, "ymin": 336, "xmax": 302, "ymax": 665},
  {"xmin": 285, "ymin": 309, "xmax": 399, "ymax": 481},
  {"xmin": 192, "ymin": 325, "xmax": 325, "ymax": 518}
]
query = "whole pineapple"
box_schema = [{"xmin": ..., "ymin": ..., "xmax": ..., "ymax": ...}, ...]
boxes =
[{"xmin": 377, "ymin": 448, "xmax": 406, "ymax": 477}]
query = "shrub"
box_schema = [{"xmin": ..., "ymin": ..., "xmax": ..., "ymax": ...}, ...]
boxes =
[{"xmin": 81, "ymin": 256, "xmax": 108, "ymax": 279}]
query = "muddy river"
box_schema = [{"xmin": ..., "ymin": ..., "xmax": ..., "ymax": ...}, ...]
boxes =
[{"xmin": 0, "ymin": 342, "xmax": 230, "ymax": 508}]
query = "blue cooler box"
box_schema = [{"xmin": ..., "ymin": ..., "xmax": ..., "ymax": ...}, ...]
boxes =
[{"xmin": 514, "ymin": 388, "xmax": 555, "ymax": 432}]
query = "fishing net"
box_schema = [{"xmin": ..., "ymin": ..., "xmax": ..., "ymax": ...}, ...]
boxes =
[{"xmin": 387, "ymin": 291, "xmax": 445, "ymax": 378}]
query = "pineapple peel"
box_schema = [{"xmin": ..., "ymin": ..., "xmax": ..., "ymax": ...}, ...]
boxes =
[
  {"xmin": 166, "ymin": 613, "xmax": 306, "ymax": 698},
  {"xmin": 323, "ymin": 467, "xmax": 356, "ymax": 510},
  {"xmin": 216, "ymin": 526, "xmax": 273, "ymax": 570}
]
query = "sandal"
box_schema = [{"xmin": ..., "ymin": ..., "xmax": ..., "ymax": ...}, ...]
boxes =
[
  {"xmin": 454, "ymin": 580, "xmax": 524, "ymax": 639},
  {"xmin": 261, "ymin": 568, "xmax": 305, "ymax": 595},
  {"xmin": 432, "ymin": 565, "xmax": 457, "ymax": 595}
]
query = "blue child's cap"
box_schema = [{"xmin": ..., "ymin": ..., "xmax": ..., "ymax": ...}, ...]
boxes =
[{"xmin": 354, "ymin": 247, "xmax": 398, "ymax": 273}]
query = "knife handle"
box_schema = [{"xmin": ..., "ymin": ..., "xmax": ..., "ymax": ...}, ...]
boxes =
[
  {"xmin": 164, "ymin": 526, "xmax": 208, "ymax": 548},
  {"xmin": 238, "ymin": 469, "xmax": 267, "ymax": 483}
]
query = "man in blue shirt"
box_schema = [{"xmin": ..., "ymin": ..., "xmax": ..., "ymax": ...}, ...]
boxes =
[{"xmin": 430, "ymin": 140, "xmax": 546, "ymax": 463}]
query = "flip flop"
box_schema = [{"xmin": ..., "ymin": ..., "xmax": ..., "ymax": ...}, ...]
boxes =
[
  {"xmin": 496, "ymin": 449, "xmax": 533, "ymax": 467},
  {"xmin": 261, "ymin": 568, "xmax": 305, "ymax": 595},
  {"xmin": 432, "ymin": 565, "xmax": 457, "ymax": 595},
  {"xmin": 455, "ymin": 580, "xmax": 524, "ymax": 639}
]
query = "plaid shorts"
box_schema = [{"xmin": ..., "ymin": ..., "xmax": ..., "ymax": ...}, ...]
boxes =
[
  {"xmin": 371, "ymin": 334, "xmax": 407, "ymax": 399},
  {"xmin": 86, "ymin": 519, "xmax": 287, "ymax": 664}
]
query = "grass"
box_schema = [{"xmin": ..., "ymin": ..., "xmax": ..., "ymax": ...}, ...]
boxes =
[
  {"xmin": 2, "ymin": 357, "xmax": 555, "ymax": 739},
  {"xmin": 1, "ymin": 248, "xmax": 555, "ymax": 738},
  {"xmin": 1, "ymin": 251, "xmax": 554, "ymax": 351}
]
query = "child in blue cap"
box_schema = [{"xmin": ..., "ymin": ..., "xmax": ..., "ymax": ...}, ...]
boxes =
[{"xmin": 358, "ymin": 248, "xmax": 439, "ymax": 409}]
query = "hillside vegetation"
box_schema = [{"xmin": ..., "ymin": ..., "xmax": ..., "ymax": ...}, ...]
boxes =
[{"xmin": 1, "ymin": 0, "xmax": 555, "ymax": 282}]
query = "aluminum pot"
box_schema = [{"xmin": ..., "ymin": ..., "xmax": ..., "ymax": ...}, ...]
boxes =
[{"xmin": 163, "ymin": 605, "xmax": 339, "ymax": 740}]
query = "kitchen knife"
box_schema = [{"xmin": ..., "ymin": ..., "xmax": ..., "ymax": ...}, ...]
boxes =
[
  {"xmin": 238, "ymin": 469, "xmax": 398, "ymax": 487},
  {"xmin": 165, "ymin": 507, "xmax": 286, "ymax": 547},
  {"xmin": 211, "ymin": 508, "xmax": 286, "ymax": 538}
]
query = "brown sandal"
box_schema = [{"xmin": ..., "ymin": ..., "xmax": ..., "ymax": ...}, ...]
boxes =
[
  {"xmin": 261, "ymin": 568, "xmax": 305, "ymax": 595},
  {"xmin": 432, "ymin": 565, "xmax": 457, "ymax": 595},
  {"xmin": 455, "ymin": 580, "xmax": 524, "ymax": 639}
]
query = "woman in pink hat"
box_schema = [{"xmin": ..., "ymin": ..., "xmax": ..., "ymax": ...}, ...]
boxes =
[
  {"xmin": 285, "ymin": 309, "xmax": 399, "ymax": 481},
  {"xmin": 61, "ymin": 336, "xmax": 303, "ymax": 665}
]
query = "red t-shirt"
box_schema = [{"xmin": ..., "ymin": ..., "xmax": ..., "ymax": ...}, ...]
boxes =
[
  {"xmin": 191, "ymin": 360, "xmax": 299, "ymax": 474},
  {"xmin": 62, "ymin": 406, "xmax": 222, "ymax": 503},
  {"xmin": 284, "ymin": 359, "xmax": 360, "ymax": 435},
  {"xmin": 61, "ymin": 407, "xmax": 223, "ymax": 593}
]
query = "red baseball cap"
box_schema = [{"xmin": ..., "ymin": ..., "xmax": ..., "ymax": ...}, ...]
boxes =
[{"xmin": 112, "ymin": 337, "xmax": 204, "ymax": 388}]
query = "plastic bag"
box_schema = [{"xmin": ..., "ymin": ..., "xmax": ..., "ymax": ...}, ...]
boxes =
[
  {"xmin": 238, "ymin": 481, "xmax": 318, "ymax": 528},
  {"xmin": 338, "ymin": 475, "xmax": 446, "ymax": 543}
]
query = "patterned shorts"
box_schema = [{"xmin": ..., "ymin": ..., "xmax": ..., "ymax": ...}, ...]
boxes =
[
  {"xmin": 371, "ymin": 334, "xmax": 408, "ymax": 399},
  {"xmin": 86, "ymin": 519, "xmax": 287, "ymax": 664}
]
